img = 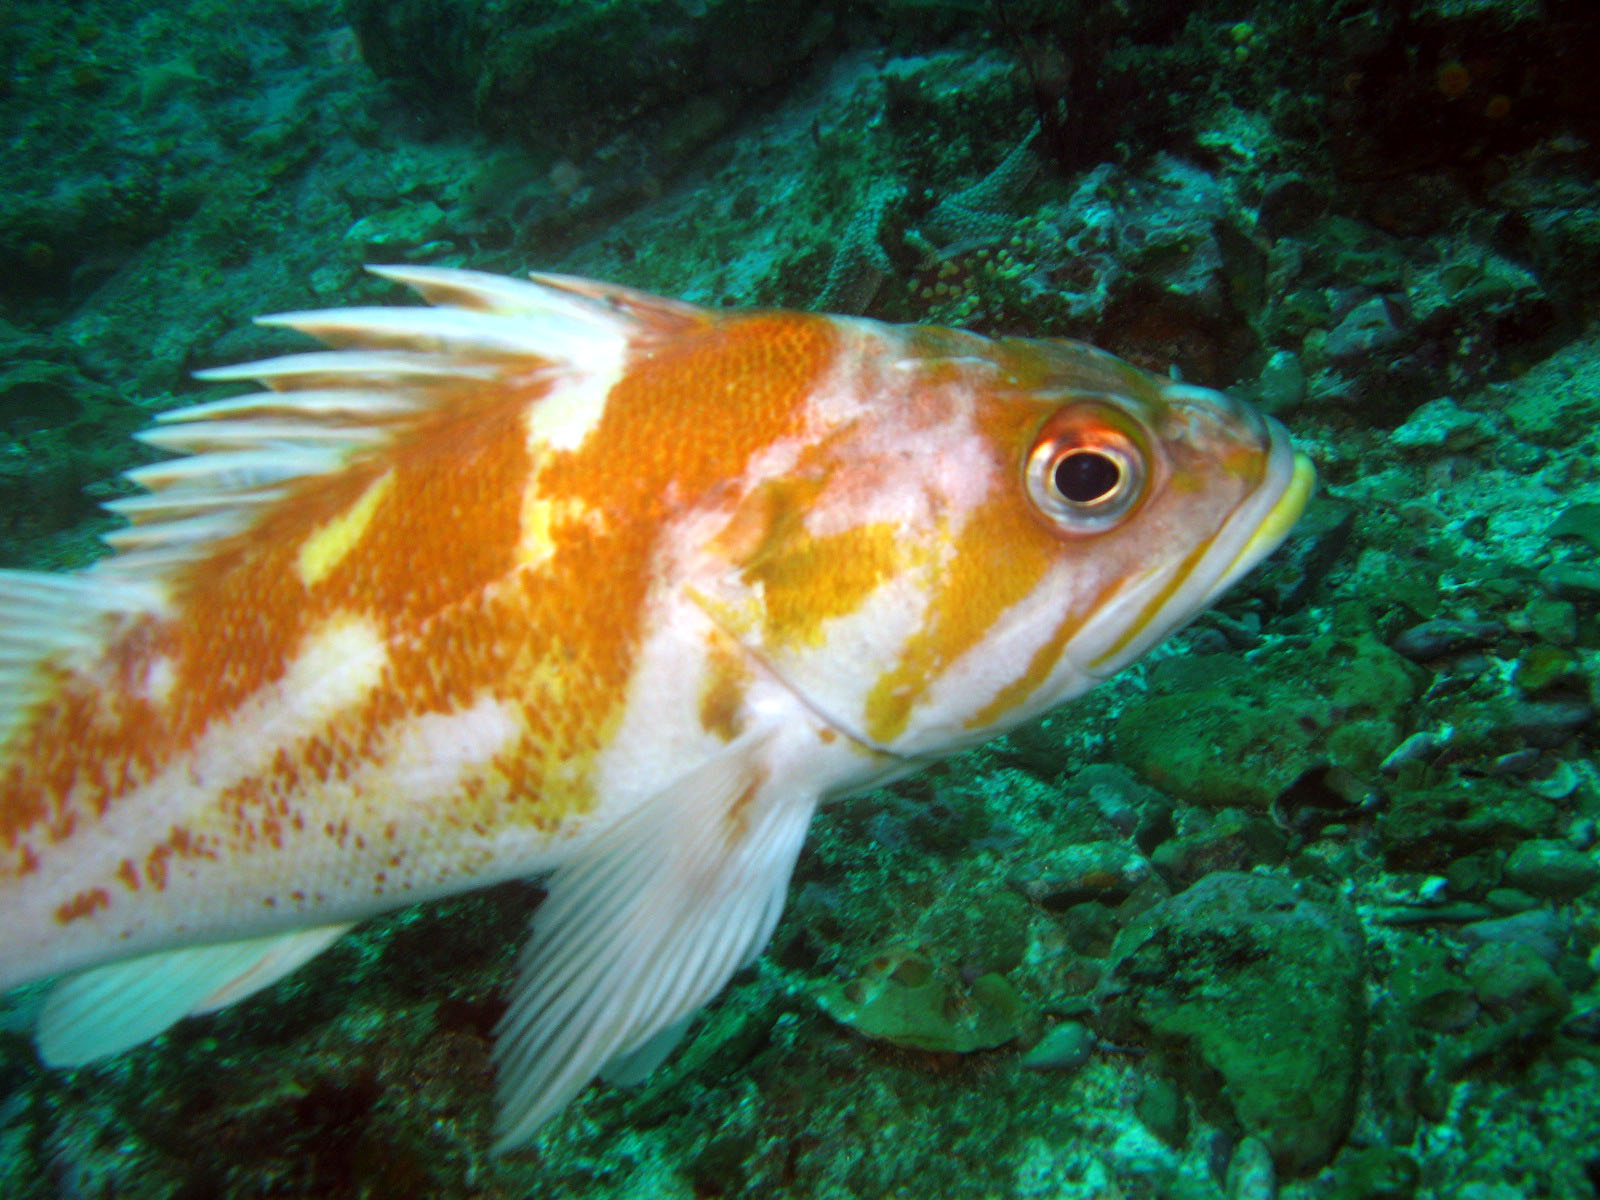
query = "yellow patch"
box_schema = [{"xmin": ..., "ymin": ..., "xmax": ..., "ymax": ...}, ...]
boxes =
[
  {"xmin": 517, "ymin": 493, "xmax": 594, "ymax": 570},
  {"xmin": 1085, "ymin": 542, "xmax": 1214, "ymax": 670},
  {"xmin": 296, "ymin": 471, "xmax": 395, "ymax": 587},
  {"xmin": 746, "ymin": 520, "xmax": 905, "ymax": 648}
]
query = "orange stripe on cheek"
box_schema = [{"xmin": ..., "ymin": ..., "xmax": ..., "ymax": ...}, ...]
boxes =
[
  {"xmin": 1086, "ymin": 530, "xmax": 1218, "ymax": 670},
  {"xmin": 967, "ymin": 600, "xmax": 1084, "ymax": 730},
  {"xmin": 865, "ymin": 496, "xmax": 1057, "ymax": 745}
]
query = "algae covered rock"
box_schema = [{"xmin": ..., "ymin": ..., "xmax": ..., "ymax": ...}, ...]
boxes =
[
  {"xmin": 813, "ymin": 943, "xmax": 1031, "ymax": 1054},
  {"xmin": 1098, "ymin": 872, "xmax": 1366, "ymax": 1174},
  {"xmin": 1111, "ymin": 633, "xmax": 1422, "ymax": 810},
  {"xmin": 348, "ymin": 0, "xmax": 832, "ymax": 159}
]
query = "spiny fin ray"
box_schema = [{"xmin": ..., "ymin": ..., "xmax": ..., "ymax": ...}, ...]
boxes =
[
  {"xmin": 102, "ymin": 263, "xmax": 706, "ymax": 580},
  {"xmin": 2, "ymin": 264, "xmax": 709, "ymax": 741}
]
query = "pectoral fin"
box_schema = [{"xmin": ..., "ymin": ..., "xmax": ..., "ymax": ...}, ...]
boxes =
[
  {"xmin": 36, "ymin": 922, "xmax": 353, "ymax": 1067},
  {"xmin": 491, "ymin": 730, "xmax": 818, "ymax": 1151}
]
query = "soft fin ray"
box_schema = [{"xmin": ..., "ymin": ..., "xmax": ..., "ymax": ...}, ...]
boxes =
[
  {"xmin": 491, "ymin": 730, "xmax": 817, "ymax": 1151},
  {"xmin": 600, "ymin": 1015, "xmax": 694, "ymax": 1088},
  {"xmin": 36, "ymin": 923, "xmax": 354, "ymax": 1067}
]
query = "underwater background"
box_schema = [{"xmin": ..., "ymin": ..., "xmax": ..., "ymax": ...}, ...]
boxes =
[{"xmin": 3, "ymin": 0, "xmax": 1600, "ymax": 1196}]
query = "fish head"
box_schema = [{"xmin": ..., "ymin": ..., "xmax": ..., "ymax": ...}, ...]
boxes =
[{"xmin": 688, "ymin": 319, "xmax": 1313, "ymax": 767}]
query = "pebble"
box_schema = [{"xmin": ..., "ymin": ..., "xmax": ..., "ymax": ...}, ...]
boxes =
[
  {"xmin": 1503, "ymin": 839, "xmax": 1600, "ymax": 901},
  {"xmin": 1391, "ymin": 396, "xmax": 1494, "ymax": 452},
  {"xmin": 1326, "ymin": 295, "xmax": 1404, "ymax": 363},
  {"xmin": 1380, "ymin": 729, "xmax": 1451, "ymax": 773},
  {"xmin": 1561, "ymin": 999, "xmax": 1600, "ymax": 1042},
  {"xmin": 1008, "ymin": 841, "xmax": 1152, "ymax": 909},
  {"xmin": 1257, "ymin": 348, "xmax": 1306, "ymax": 412},
  {"xmin": 1391, "ymin": 618, "xmax": 1503, "ymax": 661},
  {"xmin": 1507, "ymin": 699, "xmax": 1594, "ymax": 745},
  {"xmin": 1515, "ymin": 598, "xmax": 1579, "ymax": 647},
  {"xmin": 1375, "ymin": 902, "xmax": 1494, "ymax": 926},
  {"xmin": 1569, "ymin": 816, "xmax": 1598, "ymax": 849},
  {"xmin": 1487, "ymin": 748, "xmax": 1541, "ymax": 776},
  {"xmin": 1484, "ymin": 887, "xmax": 1541, "ymax": 914},
  {"xmin": 1538, "ymin": 563, "xmax": 1600, "ymax": 601},
  {"xmin": 1460, "ymin": 908, "xmax": 1571, "ymax": 964},
  {"xmin": 1511, "ymin": 643, "xmax": 1582, "ymax": 693},
  {"xmin": 1527, "ymin": 760, "xmax": 1579, "ymax": 799},
  {"xmin": 1226, "ymin": 1136, "xmax": 1277, "ymax": 1200},
  {"xmin": 1020, "ymin": 1021, "xmax": 1096, "ymax": 1072}
]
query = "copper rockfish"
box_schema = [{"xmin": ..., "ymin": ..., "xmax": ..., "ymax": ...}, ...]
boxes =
[{"xmin": 0, "ymin": 267, "xmax": 1312, "ymax": 1149}]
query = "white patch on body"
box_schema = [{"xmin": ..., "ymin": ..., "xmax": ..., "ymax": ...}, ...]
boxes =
[
  {"xmin": 523, "ymin": 345, "xmax": 626, "ymax": 453},
  {"xmin": 800, "ymin": 324, "xmax": 999, "ymax": 539},
  {"xmin": 138, "ymin": 656, "xmax": 177, "ymax": 707},
  {"xmin": 374, "ymin": 695, "xmax": 520, "ymax": 801},
  {"xmin": 763, "ymin": 571, "xmax": 933, "ymax": 748},
  {"xmin": 12, "ymin": 615, "xmax": 395, "ymax": 973},
  {"xmin": 278, "ymin": 616, "xmax": 389, "ymax": 729}
]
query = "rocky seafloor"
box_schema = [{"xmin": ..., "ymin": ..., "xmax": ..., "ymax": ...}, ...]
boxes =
[{"xmin": 3, "ymin": 1, "xmax": 1600, "ymax": 1197}]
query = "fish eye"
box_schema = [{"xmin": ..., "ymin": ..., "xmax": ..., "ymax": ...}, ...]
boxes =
[
  {"xmin": 1025, "ymin": 405, "xmax": 1147, "ymax": 533},
  {"xmin": 1053, "ymin": 449, "xmax": 1123, "ymax": 504}
]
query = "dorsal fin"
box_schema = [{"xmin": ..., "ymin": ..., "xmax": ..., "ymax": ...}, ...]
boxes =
[
  {"xmin": 0, "ymin": 266, "xmax": 711, "ymax": 749},
  {"xmin": 98, "ymin": 265, "xmax": 710, "ymax": 581}
]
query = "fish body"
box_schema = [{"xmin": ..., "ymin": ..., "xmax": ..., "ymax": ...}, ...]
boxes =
[{"xmin": 0, "ymin": 266, "xmax": 1312, "ymax": 1148}]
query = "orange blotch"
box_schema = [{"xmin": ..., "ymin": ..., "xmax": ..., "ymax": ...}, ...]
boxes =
[
  {"xmin": 698, "ymin": 634, "xmax": 751, "ymax": 742},
  {"xmin": 145, "ymin": 844, "xmax": 171, "ymax": 890},
  {"xmin": 116, "ymin": 857, "xmax": 140, "ymax": 891},
  {"xmin": 48, "ymin": 811, "xmax": 76, "ymax": 844},
  {"xmin": 55, "ymin": 887, "xmax": 109, "ymax": 925},
  {"xmin": 721, "ymin": 768, "xmax": 769, "ymax": 848},
  {"xmin": 1, "ymin": 758, "xmax": 51, "ymax": 854},
  {"xmin": 1436, "ymin": 60, "xmax": 1471, "ymax": 99}
]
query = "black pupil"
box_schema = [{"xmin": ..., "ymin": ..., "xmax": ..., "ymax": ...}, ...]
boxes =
[{"xmin": 1054, "ymin": 451, "xmax": 1121, "ymax": 504}]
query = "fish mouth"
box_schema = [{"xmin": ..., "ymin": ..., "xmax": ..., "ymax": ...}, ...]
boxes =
[
  {"xmin": 1201, "ymin": 441, "xmax": 1315, "ymax": 604},
  {"xmin": 1078, "ymin": 417, "xmax": 1314, "ymax": 679}
]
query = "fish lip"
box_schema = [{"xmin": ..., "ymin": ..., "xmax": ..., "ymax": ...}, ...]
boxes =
[{"xmin": 1198, "ymin": 423, "xmax": 1314, "ymax": 606}]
